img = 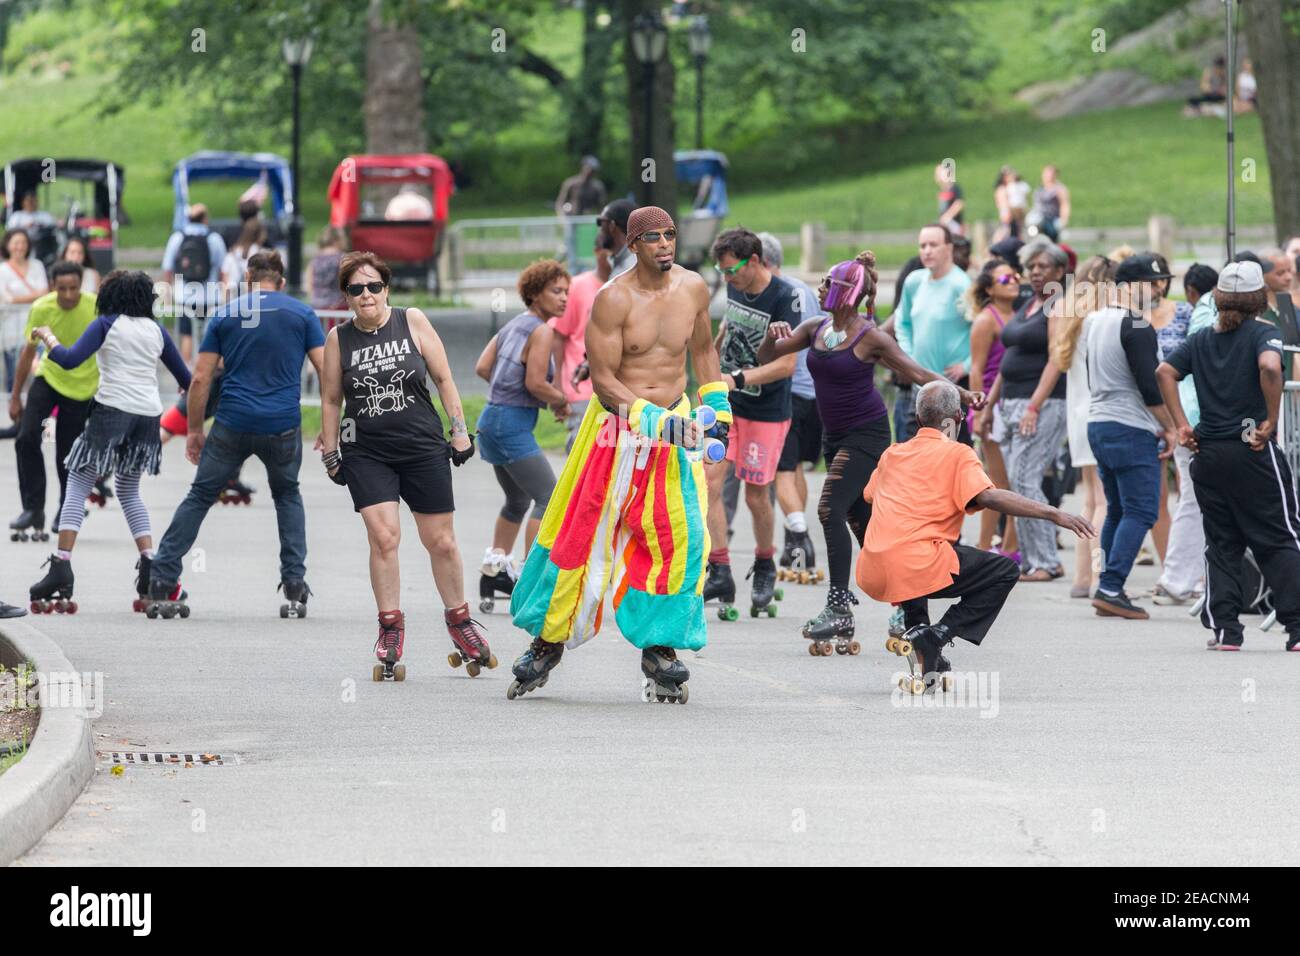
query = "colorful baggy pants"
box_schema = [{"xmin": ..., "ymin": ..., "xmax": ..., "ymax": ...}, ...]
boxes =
[{"xmin": 510, "ymin": 396, "xmax": 710, "ymax": 650}]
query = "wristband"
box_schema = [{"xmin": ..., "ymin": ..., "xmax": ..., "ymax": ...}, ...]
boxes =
[
  {"xmin": 731, "ymin": 370, "xmax": 746, "ymax": 390},
  {"xmin": 1026, "ymin": 403, "xmax": 1040, "ymax": 414},
  {"xmin": 322, "ymin": 449, "xmax": 341, "ymax": 470},
  {"xmin": 697, "ymin": 381, "xmax": 734, "ymax": 425},
  {"xmin": 628, "ymin": 398, "xmax": 668, "ymax": 440}
]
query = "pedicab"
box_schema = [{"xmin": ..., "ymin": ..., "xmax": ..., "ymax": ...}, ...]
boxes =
[
  {"xmin": 673, "ymin": 149, "xmax": 729, "ymax": 273},
  {"xmin": 327, "ymin": 153, "xmax": 454, "ymax": 293},
  {"xmin": 3, "ymin": 158, "xmax": 125, "ymax": 273},
  {"xmin": 172, "ymin": 151, "xmax": 294, "ymax": 251}
]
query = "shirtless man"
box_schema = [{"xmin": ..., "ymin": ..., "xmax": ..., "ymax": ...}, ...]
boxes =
[{"xmin": 507, "ymin": 206, "xmax": 732, "ymax": 704}]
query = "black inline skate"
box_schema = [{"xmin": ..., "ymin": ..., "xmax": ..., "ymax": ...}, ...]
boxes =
[
  {"xmin": 778, "ymin": 529, "xmax": 823, "ymax": 584},
  {"xmin": 746, "ymin": 556, "xmax": 783, "ymax": 618},
  {"xmin": 477, "ymin": 548, "xmax": 517, "ymax": 613},
  {"xmin": 702, "ymin": 562, "xmax": 738, "ymax": 621},
  {"xmin": 9, "ymin": 509, "xmax": 48, "ymax": 543},
  {"xmin": 891, "ymin": 623, "xmax": 954, "ymax": 696},
  {"xmin": 640, "ymin": 646, "xmax": 690, "ymax": 704},
  {"xmin": 803, "ymin": 592, "xmax": 860, "ymax": 657},
  {"xmin": 506, "ymin": 637, "xmax": 564, "ymax": 699},
  {"xmin": 30, "ymin": 554, "xmax": 76, "ymax": 614},
  {"xmin": 279, "ymin": 579, "xmax": 312, "ymax": 619},
  {"xmin": 145, "ymin": 579, "xmax": 190, "ymax": 619}
]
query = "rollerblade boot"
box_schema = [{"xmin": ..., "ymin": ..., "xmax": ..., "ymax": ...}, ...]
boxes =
[
  {"xmin": 640, "ymin": 646, "xmax": 690, "ymax": 704},
  {"xmin": 133, "ymin": 554, "xmax": 152, "ymax": 612},
  {"xmin": 145, "ymin": 579, "xmax": 190, "ymax": 619},
  {"xmin": 507, "ymin": 637, "xmax": 564, "ymax": 699},
  {"xmin": 445, "ymin": 602, "xmax": 497, "ymax": 677},
  {"xmin": 477, "ymin": 548, "xmax": 517, "ymax": 613},
  {"xmin": 803, "ymin": 598, "xmax": 859, "ymax": 656},
  {"xmin": 9, "ymin": 509, "xmax": 48, "ymax": 543},
  {"xmin": 702, "ymin": 562, "xmax": 738, "ymax": 621},
  {"xmin": 30, "ymin": 554, "xmax": 76, "ymax": 614},
  {"xmin": 279, "ymin": 579, "xmax": 312, "ymax": 619},
  {"xmin": 373, "ymin": 610, "xmax": 406, "ymax": 681},
  {"xmin": 746, "ymin": 557, "xmax": 782, "ymax": 618},
  {"xmin": 892, "ymin": 623, "xmax": 954, "ymax": 695}
]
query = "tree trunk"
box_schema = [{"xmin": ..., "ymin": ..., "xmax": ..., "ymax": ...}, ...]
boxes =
[
  {"xmin": 364, "ymin": 0, "xmax": 427, "ymax": 157},
  {"xmin": 1243, "ymin": 0, "xmax": 1300, "ymax": 242},
  {"xmin": 568, "ymin": 1, "xmax": 617, "ymax": 158},
  {"xmin": 621, "ymin": 0, "xmax": 677, "ymax": 219}
]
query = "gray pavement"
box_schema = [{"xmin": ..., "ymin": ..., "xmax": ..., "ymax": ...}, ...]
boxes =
[{"xmin": 4, "ymin": 439, "xmax": 1298, "ymax": 866}]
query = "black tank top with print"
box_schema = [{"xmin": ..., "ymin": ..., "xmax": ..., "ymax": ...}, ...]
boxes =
[{"xmin": 337, "ymin": 307, "xmax": 446, "ymax": 461}]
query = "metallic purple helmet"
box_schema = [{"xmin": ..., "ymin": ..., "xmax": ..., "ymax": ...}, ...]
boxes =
[{"xmin": 824, "ymin": 259, "xmax": 866, "ymax": 311}]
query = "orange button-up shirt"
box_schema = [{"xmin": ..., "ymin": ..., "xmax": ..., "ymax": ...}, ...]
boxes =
[{"xmin": 856, "ymin": 427, "xmax": 994, "ymax": 604}]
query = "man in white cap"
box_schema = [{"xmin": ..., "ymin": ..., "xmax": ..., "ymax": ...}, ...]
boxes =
[{"xmin": 1157, "ymin": 260, "xmax": 1300, "ymax": 652}]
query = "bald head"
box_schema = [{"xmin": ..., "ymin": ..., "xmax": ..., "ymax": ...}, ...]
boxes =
[{"xmin": 915, "ymin": 380, "xmax": 962, "ymax": 434}]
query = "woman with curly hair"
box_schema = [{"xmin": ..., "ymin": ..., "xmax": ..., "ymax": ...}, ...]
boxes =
[
  {"xmin": 472, "ymin": 259, "xmax": 570, "ymax": 611},
  {"xmin": 26, "ymin": 270, "xmax": 191, "ymax": 613}
]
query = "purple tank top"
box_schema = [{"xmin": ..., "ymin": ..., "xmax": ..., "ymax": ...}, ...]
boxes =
[
  {"xmin": 805, "ymin": 319, "xmax": 888, "ymax": 434},
  {"xmin": 981, "ymin": 305, "xmax": 1008, "ymax": 392}
]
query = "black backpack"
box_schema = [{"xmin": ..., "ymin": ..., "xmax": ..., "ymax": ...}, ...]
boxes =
[{"xmin": 176, "ymin": 230, "xmax": 212, "ymax": 284}]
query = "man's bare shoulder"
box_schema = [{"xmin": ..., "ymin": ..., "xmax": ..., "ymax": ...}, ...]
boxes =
[
  {"xmin": 667, "ymin": 264, "xmax": 710, "ymax": 307},
  {"xmin": 591, "ymin": 276, "xmax": 633, "ymax": 324}
]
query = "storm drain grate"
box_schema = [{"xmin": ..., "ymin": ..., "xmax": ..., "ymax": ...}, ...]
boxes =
[{"xmin": 97, "ymin": 751, "xmax": 240, "ymax": 767}]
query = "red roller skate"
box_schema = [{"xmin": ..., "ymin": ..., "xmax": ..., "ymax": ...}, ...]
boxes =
[
  {"xmin": 445, "ymin": 602, "xmax": 496, "ymax": 677},
  {"xmin": 373, "ymin": 610, "xmax": 406, "ymax": 682}
]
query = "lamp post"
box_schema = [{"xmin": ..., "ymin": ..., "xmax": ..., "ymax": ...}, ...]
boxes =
[
  {"xmin": 630, "ymin": 12, "xmax": 667, "ymax": 206},
  {"xmin": 282, "ymin": 35, "xmax": 314, "ymax": 295},
  {"xmin": 688, "ymin": 15, "xmax": 710, "ymax": 151}
]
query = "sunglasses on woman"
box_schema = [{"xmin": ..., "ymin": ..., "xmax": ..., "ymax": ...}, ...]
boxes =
[
  {"xmin": 346, "ymin": 281, "xmax": 386, "ymax": 297},
  {"xmin": 994, "ymin": 273, "xmax": 1021, "ymax": 285}
]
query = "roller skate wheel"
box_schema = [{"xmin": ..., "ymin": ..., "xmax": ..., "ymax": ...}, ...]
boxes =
[
  {"xmin": 466, "ymin": 661, "xmax": 481, "ymax": 678},
  {"xmin": 774, "ymin": 588, "xmax": 784, "ymax": 601},
  {"xmin": 179, "ymin": 604, "xmax": 190, "ymax": 618},
  {"xmin": 487, "ymin": 654, "xmax": 499, "ymax": 669},
  {"xmin": 479, "ymin": 598, "xmax": 494, "ymax": 614},
  {"xmin": 448, "ymin": 652, "xmax": 462, "ymax": 668},
  {"xmin": 765, "ymin": 605, "xmax": 778, "ymax": 618},
  {"xmin": 641, "ymin": 678, "xmax": 653, "ymax": 703},
  {"xmin": 146, "ymin": 604, "xmax": 160, "ymax": 619},
  {"xmin": 835, "ymin": 642, "xmax": 848, "ymax": 655},
  {"xmin": 814, "ymin": 571, "xmax": 825, "ymax": 583},
  {"xmin": 372, "ymin": 663, "xmax": 385, "ymax": 682},
  {"xmin": 678, "ymin": 684, "xmax": 689, "ymax": 704},
  {"xmin": 898, "ymin": 641, "xmax": 912, "ymax": 656},
  {"xmin": 777, "ymin": 569, "xmax": 789, "ymax": 581},
  {"xmin": 849, "ymin": 640, "xmax": 861, "ymax": 655},
  {"xmin": 821, "ymin": 641, "xmax": 835, "ymax": 656},
  {"xmin": 507, "ymin": 681, "xmax": 520, "ymax": 700},
  {"xmin": 885, "ymin": 637, "xmax": 899, "ymax": 654},
  {"xmin": 807, "ymin": 641, "xmax": 819, "ymax": 656},
  {"xmin": 750, "ymin": 606, "xmax": 759, "ymax": 618},
  {"xmin": 941, "ymin": 675, "xmax": 954, "ymax": 693},
  {"xmin": 393, "ymin": 664, "xmax": 406, "ymax": 682},
  {"xmin": 65, "ymin": 601, "xmax": 78, "ymax": 615},
  {"xmin": 132, "ymin": 598, "xmax": 146, "ymax": 613},
  {"xmin": 280, "ymin": 605, "xmax": 289, "ymax": 619},
  {"xmin": 161, "ymin": 606, "xmax": 176, "ymax": 619},
  {"xmin": 296, "ymin": 603, "xmax": 307, "ymax": 619},
  {"xmin": 798, "ymin": 572, "xmax": 810, "ymax": 584}
]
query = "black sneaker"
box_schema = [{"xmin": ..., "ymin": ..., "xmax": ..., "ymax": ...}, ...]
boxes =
[{"xmin": 1091, "ymin": 589, "xmax": 1149, "ymax": 620}]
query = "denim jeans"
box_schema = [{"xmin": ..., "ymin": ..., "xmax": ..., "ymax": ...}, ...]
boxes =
[
  {"xmin": 1087, "ymin": 420, "xmax": 1160, "ymax": 594},
  {"xmin": 153, "ymin": 421, "xmax": 306, "ymax": 586}
]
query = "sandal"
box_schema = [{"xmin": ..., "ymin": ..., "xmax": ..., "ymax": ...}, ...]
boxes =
[{"xmin": 1018, "ymin": 568, "xmax": 1054, "ymax": 583}]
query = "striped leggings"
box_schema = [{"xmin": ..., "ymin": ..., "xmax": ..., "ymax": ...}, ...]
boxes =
[{"xmin": 59, "ymin": 468, "xmax": 151, "ymax": 540}]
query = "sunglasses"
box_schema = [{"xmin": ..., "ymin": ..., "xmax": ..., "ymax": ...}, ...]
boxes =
[
  {"xmin": 994, "ymin": 274, "xmax": 1021, "ymax": 285},
  {"xmin": 714, "ymin": 256, "xmax": 750, "ymax": 276},
  {"xmin": 637, "ymin": 229, "xmax": 677, "ymax": 244},
  {"xmin": 346, "ymin": 281, "xmax": 386, "ymax": 297}
]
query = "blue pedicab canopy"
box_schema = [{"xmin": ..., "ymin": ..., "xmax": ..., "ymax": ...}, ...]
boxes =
[
  {"xmin": 674, "ymin": 150, "xmax": 728, "ymax": 218},
  {"xmin": 172, "ymin": 151, "xmax": 294, "ymax": 231}
]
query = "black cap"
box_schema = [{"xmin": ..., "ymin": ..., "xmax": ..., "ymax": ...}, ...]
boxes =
[
  {"xmin": 1231, "ymin": 250, "xmax": 1274, "ymax": 273},
  {"xmin": 989, "ymin": 236, "xmax": 1023, "ymax": 272},
  {"xmin": 1115, "ymin": 252, "xmax": 1174, "ymax": 284},
  {"xmin": 1183, "ymin": 263, "xmax": 1219, "ymax": 295},
  {"xmin": 598, "ymin": 198, "xmax": 636, "ymax": 233}
]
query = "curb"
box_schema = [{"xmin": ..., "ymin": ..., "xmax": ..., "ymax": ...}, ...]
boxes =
[{"xmin": 0, "ymin": 619, "xmax": 95, "ymax": 866}]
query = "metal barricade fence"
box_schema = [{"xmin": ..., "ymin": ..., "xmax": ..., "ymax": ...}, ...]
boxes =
[{"xmin": 1282, "ymin": 346, "xmax": 1300, "ymax": 488}]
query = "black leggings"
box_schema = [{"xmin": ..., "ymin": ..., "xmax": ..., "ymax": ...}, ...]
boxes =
[
  {"xmin": 817, "ymin": 418, "xmax": 892, "ymax": 592},
  {"xmin": 494, "ymin": 454, "xmax": 556, "ymax": 523}
]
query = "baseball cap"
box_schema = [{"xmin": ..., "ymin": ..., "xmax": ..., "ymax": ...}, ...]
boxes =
[
  {"xmin": 1115, "ymin": 252, "xmax": 1174, "ymax": 284},
  {"xmin": 989, "ymin": 237, "xmax": 1023, "ymax": 272},
  {"xmin": 1231, "ymin": 250, "xmax": 1274, "ymax": 273},
  {"xmin": 1216, "ymin": 261, "xmax": 1264, "ymax": 293},
  {"xmin": 1183, "ymin": 263, "xmax": 1219, "ymax": 295},
  {"xmin": 597, "ymin": 198, "xmax": 636, "ymax": 233}
]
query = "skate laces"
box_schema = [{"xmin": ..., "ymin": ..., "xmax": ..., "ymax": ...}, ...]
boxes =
[{"xmin": 451, "ymin": 616, "xmax": 487, "ymax": 650}]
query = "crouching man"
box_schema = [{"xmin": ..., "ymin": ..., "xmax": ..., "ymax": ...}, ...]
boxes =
[{"xmin": 857, "ymin": 381, "xmax": 1095, "ymax": 690}]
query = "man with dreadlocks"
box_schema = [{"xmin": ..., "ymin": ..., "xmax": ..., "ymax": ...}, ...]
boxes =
[
  {"xmin": 507, "ymin": 206, "xmax": 731, "ymax": 704},
  {"xmin": 759, "ymin": 252, "xmax": 985, "ymax": 653}
]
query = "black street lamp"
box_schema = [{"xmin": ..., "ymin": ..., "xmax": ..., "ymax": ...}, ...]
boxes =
[
  {"xmin": 282, "ymin": 35, "xmax": 314, "ymax": 295},
  {"xmin": 688, "ymin": 15, "xmax": 710, "ymax": 151},
  {"xmin": 630, "ymin": 12, "xmax": 667, "ymax": 206}
]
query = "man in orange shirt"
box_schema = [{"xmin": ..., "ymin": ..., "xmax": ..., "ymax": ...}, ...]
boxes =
[{"xmin": 858, "ymin": 382, "xmax": 1095, "ymax": 687}]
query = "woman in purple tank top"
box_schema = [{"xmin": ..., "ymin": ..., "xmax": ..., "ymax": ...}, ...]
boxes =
[
  {"xmin": 967, "ymin": 258, "xmax": 1020, "ymax": 558},
  {"xmin": 757, "ymin": 251, "xmax": 985, "ymax": 648}
]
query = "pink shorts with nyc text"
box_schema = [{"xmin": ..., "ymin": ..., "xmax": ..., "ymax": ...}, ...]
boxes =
[{"xmin": 724, "ymin": 415, "xmax": 792, "ymax": 486}]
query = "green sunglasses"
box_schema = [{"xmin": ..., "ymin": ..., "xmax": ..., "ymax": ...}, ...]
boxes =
[{"xmin": 714, "ymin": 256, "xmax": 750, "ymax": 276}]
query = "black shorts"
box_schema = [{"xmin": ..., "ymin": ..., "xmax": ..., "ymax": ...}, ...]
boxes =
[
  {"xmin": 343, "ymin": 449, "xmax": 454, "ymax": 514},
  {"xmin": 778, "ymin": 394, "xmax": 824, "ymax": 472}
]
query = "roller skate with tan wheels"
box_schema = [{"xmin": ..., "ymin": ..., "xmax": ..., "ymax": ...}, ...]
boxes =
[
  {"xmin": 506, "ymin": 636, "xmax": 564, "ymax": 699},
  {"xmin": 29, "ymin": 554, "xmax": 77, "ymax": 614},
  {"xmin": 746, "ymin": 556, "xmax": 783, "ymax": 618},
  {"xmin": 891, "ymin": 623, "xmax": 954, "ymax": 696},
  {"xmin": 445, "ymin": 602, "xmax": 497, "ymax": 677},
  {"xmin": 278, "ymin": 579, "xmax": 312, "ymax": 619},
  {"xmin": 702, "ymin": 561, "xmax": 739, "ymax": 622},
  {"xmin": 802, "ymin": 591, "xmax": 859, "ymax": 656},
  {"xmin": 477, "ymin": 547, "xmax": 518, "ymax": 614},
  {"xmin": 778, "ymin": 530, "xmax": 824, "ymax": 584},
  {"xmin": 218, "ymin": 478, "xmax": 254, "ymax": 506},
  {"xmin": 9, "ymin": 509, "xmax": 49, "ymax": 543},
  {"xmin": 373, "ymin": 610, "xmax": 406, "ymax": 681},
  {"xmin": 640, "ymin": 645, "xmax": 690, "ymax": 704},
  {"xmin": 144, "ymin": 579, "xmax": 190, "ymax": 619}
]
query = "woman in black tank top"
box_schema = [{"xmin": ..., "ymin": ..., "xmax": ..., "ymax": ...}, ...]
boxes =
[{"xmin": 320, "ymin": 252, "xmax": 493, "ymax": 681}]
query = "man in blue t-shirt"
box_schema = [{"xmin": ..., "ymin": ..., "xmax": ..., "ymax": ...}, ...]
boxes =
[{"xmin": 151, "ymin": 251, "xmax": 326, "ymax": 612}]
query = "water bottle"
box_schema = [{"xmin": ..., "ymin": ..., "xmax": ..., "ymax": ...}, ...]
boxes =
[{"xmin": 684, "ymin": 405, "xmax": 725, "ymax": 463}]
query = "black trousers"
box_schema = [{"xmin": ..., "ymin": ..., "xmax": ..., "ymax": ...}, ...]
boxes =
[
  {"xmin": 818, "ymin": 418, "xmax": 892, "ymax": 591},
  {"xmin": 900, "ymin": 544, "xmax": 1019, "ymax": 645},
  {"xmin": 1191, "ymin": 438, "xmax": 1300, "ymax": 639},
  {"xmin": 15, "ymin": 377, "xmax": 91, "ymax": 517}
]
